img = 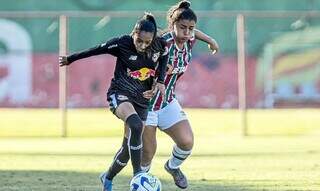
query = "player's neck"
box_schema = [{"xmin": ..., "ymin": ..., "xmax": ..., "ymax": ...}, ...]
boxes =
[
  {"xmin": 174, "ymin": 38, "xmax": 185, "ymax": 49},
  {"xmin": 172, "ymin": 32, "xmax": 184, "ymax": 49},
  {"xmin": 176, "ymin": 41, "xmax": 184, "ymax": 49}
]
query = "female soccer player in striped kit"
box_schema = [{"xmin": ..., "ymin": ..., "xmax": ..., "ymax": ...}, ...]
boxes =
[
  {"xmin": 59, "ymin": 13, "xmax": 167, "ymax": 191},
  {"xmin": 141, "ymin": 1, "xmax": 219, "ymax": 189}
]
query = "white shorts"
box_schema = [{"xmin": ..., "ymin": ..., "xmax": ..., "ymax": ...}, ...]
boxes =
[{"xmin": 145, "ymin": 99, "xmax": 188, "ymax": 130}]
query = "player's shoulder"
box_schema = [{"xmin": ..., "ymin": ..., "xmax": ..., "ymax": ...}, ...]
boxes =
[
  {"xmin": 161, "ymin": 31, "xmax": 174, "ymax": 43},
  {"xmin": 149, "ymin": 36, "xmax": 166, "ymax": 53},
  {"xmin": 104, "ymin": 35, "xmax": 130, "ymax": 45},
  {"xmin": 154, "ymin": 36, "xmax": 167, "ymax": 47},
  {"xmin": 108, "ymin": 34, "xmax": 134, "ymax": 50},
  {"xmin": 117, "ymin": 35, "xmax": 133, "ymax": 45}
]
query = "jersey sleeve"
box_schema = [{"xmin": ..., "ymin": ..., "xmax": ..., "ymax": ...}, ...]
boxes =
[
  {"xmin": 67, "ymin": 37, "xmax": 120, "ymax": 64},
  {"xmin": 156, "ymin": 39, "xmax": 169, "ymax": 84}
]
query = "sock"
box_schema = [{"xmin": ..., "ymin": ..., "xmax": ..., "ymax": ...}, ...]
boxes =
[
  {"xmin": 141, "ymin": 164, "xmax": 151, "ymax": 173},
  {"xmin": 106, "ymin": 137, "xmax": 129, "ymax": 180},
  {"xmin": 126, "ymin": 114, "xmax": 143, "ymax": 175},
  {"xmin": 168, "ymin": 145, "xmax": 192, "ymax": 169}
]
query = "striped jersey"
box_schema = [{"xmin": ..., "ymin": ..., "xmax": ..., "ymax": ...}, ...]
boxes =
[{"xmin": 149, "ymin": 31, "xmax": 196, "ymax": 111}]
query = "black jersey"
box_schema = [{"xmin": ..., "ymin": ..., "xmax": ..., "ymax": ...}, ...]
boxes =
[{"xmin": 67, "ymin": 35, "xmax": 168, "ymax": 108}]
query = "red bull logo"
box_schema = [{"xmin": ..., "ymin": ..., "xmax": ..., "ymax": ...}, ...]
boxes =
[{"xmin": 128, "ymin": 67, "xmax": 155, "ymax": 81}]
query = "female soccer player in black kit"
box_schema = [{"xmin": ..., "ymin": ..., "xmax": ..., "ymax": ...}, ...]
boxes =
[{"xmin": 59, "ymin": 13, "xmax": 167, "ymax": 191}]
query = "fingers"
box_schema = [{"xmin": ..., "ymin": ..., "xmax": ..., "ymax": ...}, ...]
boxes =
[
  {"xmin": 59, "ymin": 56, "xmax": 64, "ymax": 66},
  {"xmin": 166, "ymin": 64, "xmax": 173, "ymax": 75},
  {"xmin": 143, "ymin": 83, "xmax": 166, "ymax": 100},
  {"xmin": 143, "ymin": 94, "xmax": 153, "ymax": 99},
  {"xmin": 160, "ymin": 88, "xmax": 166, "ymax": 100},
  {"xmin": 208, "ymin": 44, "xmax": 219, "ymax": 55},
  {"xmin": 152, "ymin": 87, "xmax": 157, "ymax": 94},
  {"xmin": 156, "ymin": 83, "xmax": 166, "ymax": 100},
  {"xmin": 59, "ymin": 56, "xmax": 68, "ymax": 67},
  {"xmin": 59, "ymin": 56, "xmax": 63, "ymax": 66},
  {"xmin": 143, "ymin": 90, "xmax": 154, "ymax": 99},
  {"xmin": 147, "ymin": 83, "xmax": 166, "ymax": 100}
]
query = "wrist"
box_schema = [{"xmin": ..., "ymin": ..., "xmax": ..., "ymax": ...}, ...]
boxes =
[
  {"xmin": 156, "ymin": 79, "xmax": 164, "ymax": 84},
  {"xmin": 209, "ymin": 38, "xmax": 216, "ymax": 45}
]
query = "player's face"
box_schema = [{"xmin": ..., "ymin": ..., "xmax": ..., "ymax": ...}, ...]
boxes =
[
  {"xmin": 133, "ymin": 31, "xmax": 154, "ymax": 52},
  {"xmin": 173, "ymin": 19, "xmax": 196, "ymax": 43}
]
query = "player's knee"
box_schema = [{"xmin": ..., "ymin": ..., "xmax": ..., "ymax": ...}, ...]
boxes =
[
  {"xmin": 179, "ymin": 136, "xmax": 194, "ymax": 150},
  {"xmin": 126, "ymin": 114, "xmax": 143, "ymax": 135}
]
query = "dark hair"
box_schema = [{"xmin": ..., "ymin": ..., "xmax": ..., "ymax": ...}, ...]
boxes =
[
  {"xmin": 132, "ymin": 12, "xmax": 157, "ymax": 41},
  {"xmin": 167, "ymin": 0, "xmax": 197, "ymax": 29}
]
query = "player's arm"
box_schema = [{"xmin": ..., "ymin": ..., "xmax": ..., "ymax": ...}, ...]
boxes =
[
  {"xmin": 194, "ymin": 29, "xmax": 219, "ymax": 54},
  {"xmin": 143, "ymin": 39, "xmax": 168, "ymax": 100},
  {"xmin": 156, "ymin": 49, "xmax": 168, "ymax": 84},
  {"xmin": 152, "ymin": 43, "xmax": 168, "ymax": 100},
  {"xmin": 59, "ymin": 37, "xmax": 120, "ymax": 66}
]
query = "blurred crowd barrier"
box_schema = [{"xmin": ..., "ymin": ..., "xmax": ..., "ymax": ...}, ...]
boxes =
[{"xmin": 0, "ymin": 11, "xmax": 319, "ymax": 109}]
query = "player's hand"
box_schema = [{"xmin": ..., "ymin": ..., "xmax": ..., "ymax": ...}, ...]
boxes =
[
  {"xmin": 155, "ymin": 82, "xmax": 166, "ymax": 100},
  {"xmin": 59, "ymin": 56, "xmax": 69, "ymax": 67},
  {"xmin": 208, "ymin": 39, "xmax": 219, "ymax": 55},
  {"xmin": 166, "ymin": 64, "xmax": 173, "ymax": 75},
  {"xmin": 143, "ymin": 89, "xmax": 155, "ymax": 99}
]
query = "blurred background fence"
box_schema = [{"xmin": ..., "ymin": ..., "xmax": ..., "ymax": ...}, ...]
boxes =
[{"xmin": 0, "ymin": 0, "xmax": 320, "ymax": 137}]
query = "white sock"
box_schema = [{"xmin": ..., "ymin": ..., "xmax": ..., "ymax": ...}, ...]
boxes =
[
  {"xmin": 168, "ymin": 145, "xmax": 192, "ymax": 169},
  {"xmin": 141, "ymin": 164, "xmax": 151, "ymax": 172}
]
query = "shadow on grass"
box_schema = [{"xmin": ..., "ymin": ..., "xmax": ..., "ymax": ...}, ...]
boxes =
[
  {"xmin": 0, "ymin": 170, "xmax": 250, "ymax": 191},
  {"xmin": 0, "ymin": 151, "xmax": 318, "ymax": 157}
]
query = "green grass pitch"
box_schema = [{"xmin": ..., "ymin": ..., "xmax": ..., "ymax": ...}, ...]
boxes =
[{"xmin": 0, "ymin": 109, "xmax": 319, "ymax": 190}]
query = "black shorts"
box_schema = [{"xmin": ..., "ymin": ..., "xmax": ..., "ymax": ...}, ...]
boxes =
[{"xmin": 107, "ymin": 92, "xmax": 148, "ymax": 121}]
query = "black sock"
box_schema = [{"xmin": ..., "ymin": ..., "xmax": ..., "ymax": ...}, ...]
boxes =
[
  {"xmin": 106, "ymin": 137, "xmax": 129, "ymax": 180},
  {"xmin": 126, "ymin": 114, "xmax": 143, "ymax": 175}
]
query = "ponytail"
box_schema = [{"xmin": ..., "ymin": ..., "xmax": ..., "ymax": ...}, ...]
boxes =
[
  {"xmin": 132, "ymin": 12, "xmax": 157, "ymax": 41},
  {"xmin": 143, "ymin": 13, "xmax": 157, "ymax": 40},
  {"xmin": 178, "ymin": 0, "xmax": 191, "ymax": 9},
  {"xmin": 167, "ymin": 0, "xmax": 197, "ymax": 30}
]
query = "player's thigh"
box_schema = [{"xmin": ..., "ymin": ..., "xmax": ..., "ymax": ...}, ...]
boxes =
[
  {"xmin": 115, "ymin": 102, "xmax": 137, "ymax": 122},
  {"xmin": 157, "ymin": 99, "xmax": 193, "ymax": 148},
  {"xmin": 164, "ymin": 120, "xmax": 194, "ymax": 149},
  {"xmin": 124, "ymin": 121, "xmax": 146, "ymax": 138},
  {"xmin": 158, "ymin": 99, "xmax": 187, "ymax": 130},
  {"xmin": 107, "ymin": 93, "xmax": 137, "ymax": 122}
]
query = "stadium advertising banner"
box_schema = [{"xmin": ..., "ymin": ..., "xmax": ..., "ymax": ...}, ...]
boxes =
[{"xmin": 0, "ymin": 18, "xmax": 319, "ymax": 108}]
